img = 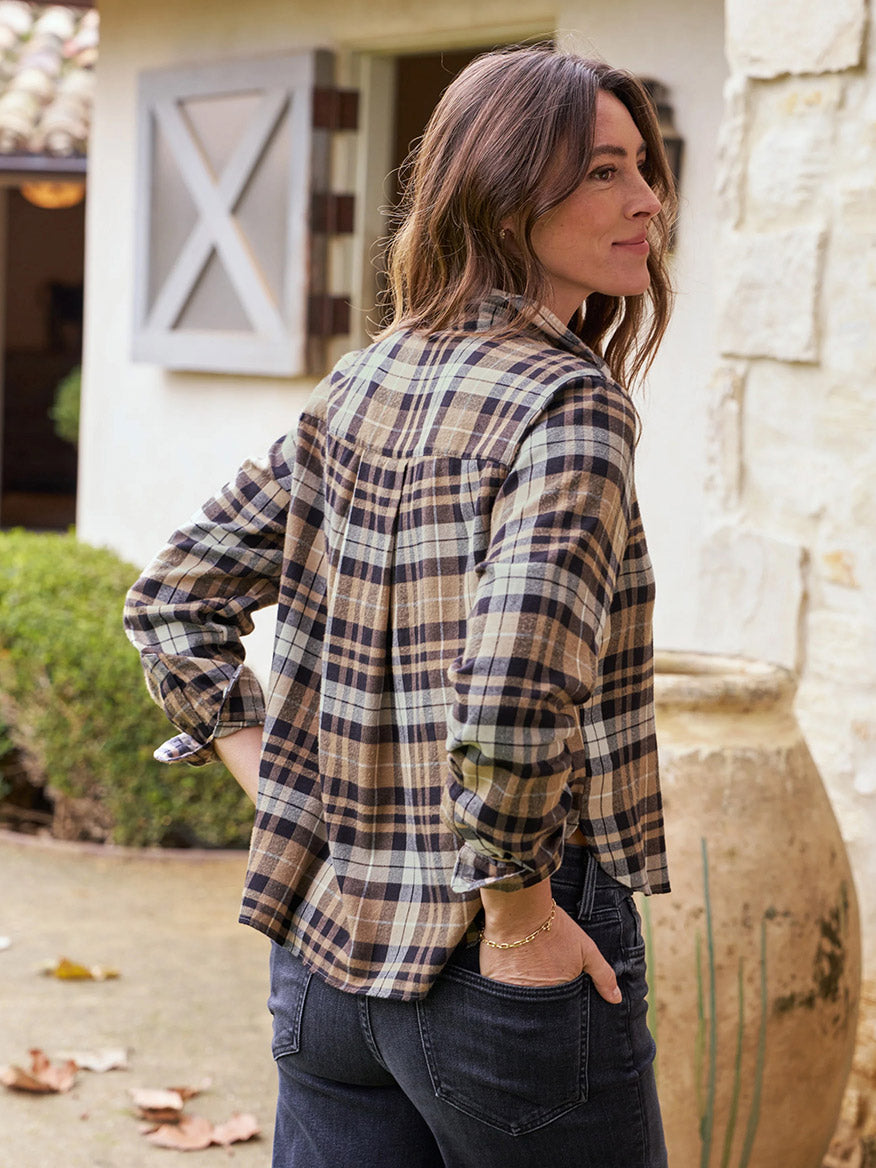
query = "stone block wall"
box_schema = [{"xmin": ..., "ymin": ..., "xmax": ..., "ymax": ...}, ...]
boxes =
[{"xmin": 705, "ymin": 0, "xmax": 876, "ymax": 974}]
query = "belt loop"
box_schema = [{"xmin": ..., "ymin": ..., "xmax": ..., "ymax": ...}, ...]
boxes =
[{"xmin": 576, "ymin": 850, "xmax": 599, "ymax": 920}]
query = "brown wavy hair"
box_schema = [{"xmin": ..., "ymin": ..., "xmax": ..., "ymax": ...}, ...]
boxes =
[{"xmin": 379, "ymin": 45, "xmax": 677, "ymax": 390}]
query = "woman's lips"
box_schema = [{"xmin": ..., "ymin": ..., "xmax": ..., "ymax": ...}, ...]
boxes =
[{"xmin": 613, "ymin": 236, "xmax": 650, "ymax": 253}]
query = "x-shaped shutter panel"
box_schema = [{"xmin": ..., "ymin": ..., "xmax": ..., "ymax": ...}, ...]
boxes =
[{"xmin": 133, "ymin": 51, "xmax": 355, "ymax": 376}]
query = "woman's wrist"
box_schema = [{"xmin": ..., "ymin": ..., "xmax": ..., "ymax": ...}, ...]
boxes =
[
  {"xmin": 479, "ymin": 877, "xmax": 554, "ymax": 944},
  {"xmin": 480, "ymin": 900, "xmax": 556, "ymax": 949}
]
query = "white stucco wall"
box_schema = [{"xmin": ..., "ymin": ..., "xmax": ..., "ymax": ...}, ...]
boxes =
[{"xmin": 558, "ymin": 0, "xmax": 728, "ymax": 651}]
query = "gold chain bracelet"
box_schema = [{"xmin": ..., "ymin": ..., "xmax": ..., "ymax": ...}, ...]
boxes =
[{"xmin": 479, "ymin": 900, "xmax": 557, "ymax": 950}]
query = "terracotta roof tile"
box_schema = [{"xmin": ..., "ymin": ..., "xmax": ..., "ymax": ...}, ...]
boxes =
[{"xmin": 0, "ymin": 2, "xmax": 97, "ymax": 157}]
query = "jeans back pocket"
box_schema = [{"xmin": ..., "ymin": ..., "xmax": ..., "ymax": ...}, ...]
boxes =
[
  {"xmin": 268, "ymin": 942, "xmax": 313, "ymax": 1060},
  {"xmin": 416, "ymin": 966, "xmax": 589, "ymax": 1136}
]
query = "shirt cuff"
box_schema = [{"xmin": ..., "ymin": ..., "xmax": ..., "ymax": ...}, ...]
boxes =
[
  {"xmin": 449, "ymin": 842, "xmax": 555, "ymax": 894},
  {"xmin": 154, "ymin": 731, "xmax": 216, "ymax": 766},
  {"xmin": 153, "ymin": 663, "xmax": 266, "ymax": 767}
]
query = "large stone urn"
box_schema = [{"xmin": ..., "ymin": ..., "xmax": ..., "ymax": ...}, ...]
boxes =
[{"xmin": 645, "ymin": 652, "xmax": 860, "ymax": 1168}]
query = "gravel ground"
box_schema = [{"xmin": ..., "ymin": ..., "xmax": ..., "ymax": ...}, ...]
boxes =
[{"xmin": 0, "ymin": 830, "xmax": 275, "ymax": 1168}]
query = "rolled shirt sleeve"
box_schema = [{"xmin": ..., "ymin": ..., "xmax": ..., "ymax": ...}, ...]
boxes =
[
  {"xmin": 443, "ymin": 379, "xmax": 636, "ymax": 892},
  {"xmin": 123, "ymin": 438, "xmax": 293, "ymax": 764}
]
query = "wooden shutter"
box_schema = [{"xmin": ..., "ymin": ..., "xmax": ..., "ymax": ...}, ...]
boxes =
[{"xmin": 132, "ymin": 51, "xmax": 356, "ymax": 376}]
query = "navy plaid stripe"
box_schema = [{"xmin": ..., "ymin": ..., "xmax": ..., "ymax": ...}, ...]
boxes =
[{"xmin": 124, "ymin": 294, "xmax": 667, "ymax": 1000}]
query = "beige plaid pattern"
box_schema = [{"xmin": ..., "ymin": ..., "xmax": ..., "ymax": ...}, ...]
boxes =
[{"xmin": 125, "ymin": 294, "xmax": 668, "ymax": 1000}]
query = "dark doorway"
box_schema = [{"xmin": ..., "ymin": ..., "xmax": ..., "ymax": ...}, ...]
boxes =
[
  {"xmin": 1, "ymin": 188, "xmax": 85, "ymax": 530},
  {"xmin": 391, "ymin": 49, "xmax": 490, "ymax": 198},
  {"xmin": 373, "ymin": 46, "xmax": 504, "ymax": 326}
]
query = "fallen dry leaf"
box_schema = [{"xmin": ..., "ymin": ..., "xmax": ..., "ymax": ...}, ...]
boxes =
[
  {"xmin": 56, "ymin": 1047, "xmax": 128, "ymax": 1073},
  {"xmin": 211, "ymin": 1112, "xmax": 260, "ymax": 1146},
  {"xmin": 143, "ymin": 1112, "xmax": 260, "ymax": 1151},
  {"xmin": 130, "ymin": 1079, "xmax": 257, "ymax": 1150},
  {"xmin": 169, "ymin": 1078, "xmax": 212, "ymax": 1102},
  {"xmin": 129, "ymin": 1087, "xmax": 186, "ymax": 1123},
  {"xmin": 129, "ymin": 1078, "xmax": 211, "ymax": 1121},
  {"xmin": 145, "ymin": 1114, "xmax": 214, "ymax": 1151},
  {"xmin": 40, "ymin": 956, "xmax": 120, "ymax": 981},
  {"xmin": 1, "ymin": 1049, "xmax": 78, "ymax": 1094}
]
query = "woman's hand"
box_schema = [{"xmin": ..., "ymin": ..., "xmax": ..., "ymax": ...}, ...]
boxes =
[{"xmin": 478, "ymin": 884, "xmax": 621, "ymax": 1003}]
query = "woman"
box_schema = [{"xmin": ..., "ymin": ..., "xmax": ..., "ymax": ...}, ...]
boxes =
[{"xmin": 125, "ymin": 44, "xmax": 674, "ymax": 1168}]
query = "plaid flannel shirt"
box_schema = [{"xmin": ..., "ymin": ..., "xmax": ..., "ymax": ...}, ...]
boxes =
[{"xmin": 124, "ymin": 293, "xmax": 668, "ymax": 1000}]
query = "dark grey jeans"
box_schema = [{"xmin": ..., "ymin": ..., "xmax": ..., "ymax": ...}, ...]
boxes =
[{"xmin": 268, "ymin": 844, "xmax": 667, "ymax": 1167}]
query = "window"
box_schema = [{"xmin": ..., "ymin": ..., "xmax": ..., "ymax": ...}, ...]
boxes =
[{"xmin": 132, "ymin": 51, "xmax": 355, "ymax": 376}]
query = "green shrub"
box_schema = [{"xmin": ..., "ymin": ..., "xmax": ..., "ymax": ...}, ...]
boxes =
[
  {"xmin": 0, "ymin": 529, "xmax": 254, "ymax": 847},
  {"xmin": 50, "ymin": 365, "xmax": 81, "ymax": 447}
]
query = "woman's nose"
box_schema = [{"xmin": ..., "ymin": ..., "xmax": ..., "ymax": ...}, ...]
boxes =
[{"xmin": 631, "ymin": 176, "xmax": 662, "ymax": 220}]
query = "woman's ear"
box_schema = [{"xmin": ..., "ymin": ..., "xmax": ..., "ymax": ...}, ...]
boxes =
[{"xmin": 498, "ymin": 219, "xmax": 518, "ymax": 249}]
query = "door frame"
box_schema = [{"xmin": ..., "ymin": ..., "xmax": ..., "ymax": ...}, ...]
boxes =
[{"xmin": 346, "ymin": 24, "xmax": 552, "ymax": 347}]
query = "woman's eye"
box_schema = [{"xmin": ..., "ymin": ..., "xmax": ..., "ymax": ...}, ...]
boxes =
[{"xmin": 590, "ymin": 166, "xmax": 616, "ymax": 181}]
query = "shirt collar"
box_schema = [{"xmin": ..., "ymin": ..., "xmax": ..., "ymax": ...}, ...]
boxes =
[{"xmin": 472, "ymin": 291, "xmax": 612, "ymax": 376}]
